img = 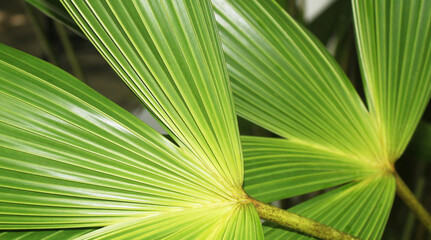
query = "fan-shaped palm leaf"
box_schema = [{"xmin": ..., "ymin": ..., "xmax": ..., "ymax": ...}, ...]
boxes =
[
  {"xmin": 241, "ymin": 136, "xmax": 378, "ymax": 203},
  {"xmin": 0, "ymin": 0, "xmax": 263, "ymax": 238},
  {"xmin": 4, "ymin": 0, "xmax": 431, "ymax": 238},
  {"xmin": 0, "ymin": 229, "xmax": 93, "ymax": 240},
  {"xmin": 263, "ymin": 174, "xmax": 395, "ymax": 240},
  {"xmin": 353, "ymin": 0, "xmax": 431, "ymax": 160},
  {"xmin": 212, "ymin": 0, "xmax": 431, "ymax": 238}
]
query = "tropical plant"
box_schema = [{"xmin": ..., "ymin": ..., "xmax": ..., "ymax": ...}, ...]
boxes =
[
  {"xmin": 213, "ymin": 1, "xmax": 431, "ymax": 239},
  {"xmin": 0, "ymin": 0, "xmax": 430, "ymax": 239}
]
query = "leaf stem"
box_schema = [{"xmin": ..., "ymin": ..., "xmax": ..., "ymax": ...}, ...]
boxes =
[
  {"xmin": 249, "ymin": 198, "xmax": 359, "ymax": 240},
  {"xmin": 394, "ymin": 171, "xmax": 431, "ymax": 232},
  {"xmin": 21, "ymin": 1, "xmax": 58, "ymax": 65},
  {"xmin": 54, "ymin": 21, "xmax": 86, "ymax": 82}
]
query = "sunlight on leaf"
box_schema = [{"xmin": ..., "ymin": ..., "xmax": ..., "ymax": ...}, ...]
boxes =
[
  {"xmin": 0, "ymin": 43, "xmax": 229, "ymax": 228},
  {"xmin": 0, "ymin": 0, "xmax": 263, "ymax": 238},
  {"xmin": 62, "ymin": 0, "xmax": 243, "ymax": 190},
  {"xmin": 213, "ymin": 0, "xmax": 383, "ymax": 163},
  {"xmin": 263, "ymin": 174, "xmax": 395, "ymax": 240},
  {"xmin": 0, "ymin": 228, "xmax": 94, "ymax": 240},
  {"xmin": 241, "ymin": 136, "xmax": 378, "ymax": 203},
  {"xmin": 75, "ymin": 204, "xmax": 261, "ymax": 240},
  {"xmin": 1, "ymin": 0, "xmax": 430, "ymax": 238},
  {"xmin": 353, "ymin": 0, "xmax": 431, "ymax": 161}
]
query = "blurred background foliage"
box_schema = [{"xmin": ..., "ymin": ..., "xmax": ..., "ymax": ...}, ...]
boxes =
[{"xmin": 0, "ymin": 0, "xmax": 429, "ymax": 239}]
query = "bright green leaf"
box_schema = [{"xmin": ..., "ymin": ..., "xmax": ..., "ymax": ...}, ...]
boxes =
[
  {"xmin": 2, "ymin": 0, "xmax": 428, "ymax": 238},
  {"xmin": 1, "ymin": 0, "xmax": 265, "ymax": 237},
  {"xmin": 62, "ymin": 0, "xmax": 244, "ymax": 189},
  {"xmin": 0, "ymin": 229, "xmax": 95, "ymax": 240},
  {"xmin": 74, "ymin": 204, "xmax": 262, "ymax": 240},
  {"xmin": 242, "ymin": 136, "xmax": 379, "ymax": 203},
  {"xmin": 0, "ymin": 43, "xmax": 231, "ymax": 229},
  {"xmin": 352, "ymin": 0, "xmax": 431, "ymax": 161},
  {"xmin": 212, "ymin": 0, "xmax": 383, "ymax": 162},
  {"xmin": 263, "ymin": 174, "xmax": 395, "ymax": 240}
]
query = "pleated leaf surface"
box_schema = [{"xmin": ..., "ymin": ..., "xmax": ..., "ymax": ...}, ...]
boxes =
[
  {"xmin": 62, "ymin": 0, "xmax": 243, "ymax": 189},
  {"xmin": 353, "ymin": 0, "xmax": 431, "ymax": 161},
  {"xmin": 241, "ymin": 136, "xmax": 379, "ymax": 203},
  {"xmin": 0, "ymin": 229, "xmax": 94, "ymax": 240},
  {"xmin": 212, "ymin": 1, "xmax": 405, "ymax": 238},
  {"xmin": 0, "ymin": 43, "xmax": 229, "ymax": 229},
  {"xmin": 263, "ymin": 174, "xmax": 395, "ymax": 240},
  {"xmin": 212, "ymin": 0, "xmax": 382, "ymax": 162},
  {"xmin": 1, "ymin": 0, "xmax": 263, "ymax": 237},
  {"xmin": 74, "ymin": 204, "xmax": 262, "ymax": 240}
]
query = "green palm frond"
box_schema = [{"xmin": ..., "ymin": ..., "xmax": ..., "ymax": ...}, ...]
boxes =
[
  {"xmin": 242, "ymin": 136, "xmax": 377, "ymax": 203},
  {"xmin": 0, "ymin": 0, "xmax": 263, "ymax": 238},
  {"xmin": 212, "ymin": 0, "xmax": 431, "ymax": 238},
  {"xmin": 62, "ymin": 0, "xmax": 243, "ymax": 189},
  {"xmin": 71, "ymin": 204, "xmax": 261, "ymax": 240},
  {"xmin": 353, "ymin": 0, "xmax": 431, "ymax": 161},
  {"xmin": 263, "ymin": 175, "xmax": 395, "ymax": 240},
  {"xmin": 1, "ymin": 0, "xmax": 430, "ymax": 238},
  {"xmin": 213, "ymin": 0, "xmax": 383, "ymax": 162},
  {"xmin": 0, "ymin": 229, "xmax": 94, "ymax": 240},
  {"xmin": 0, "ymin": 43, "xmax": 234, "ymax": 228}
]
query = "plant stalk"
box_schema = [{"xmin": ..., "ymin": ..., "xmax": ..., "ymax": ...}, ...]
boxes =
[
  {"xmin": 249, "ymin": 198, "xmax": 359, "ymax": 240},
  {"xmin": 394, "ymin": 171, "xmax": 431, "ymax": 232},
  {"xmin": 21, "ymin": 1, "xmax": 58, "ymax": 65},
  {"xmin": 54, "ymin": 21, "xmax": 86, "ymax": 82},
  {"xmin": 401, "ymin": 160, "xmax": 427, "ymax": 240}
]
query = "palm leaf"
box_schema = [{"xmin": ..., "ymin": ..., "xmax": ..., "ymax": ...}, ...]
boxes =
[
  {"xmin": 0, "ymin": 229, "xmax": 95, "ymax": 240},
  {"xmin": 25, "ymin": 0, "xmax": 82, "ymax": 35},
  {"xmin": 73, "ymin": 204, "xmax": 262, "ymax": 240},
  {"xmin": 0, "ymin": 43, "xmax": 229, "ymax": 229},
  {"xmin": 263, "ymin": 174, "xmax": 395, "ymax": 240},
  {"xmin": 61, "ymin": 0, "xmax": 244, "ymax": 189},
  {"xmin": 212, "ymin": 0, "xmax": 382, "ymax": 161},
  {"xmin": 352, "ymin": 0, "xmax": 431, "ymax": 160},
  {"xmin": 2, "ymin": 0, "xmax": 264, "ymax": 237},
  {"xmin": 242, "ymin": 136, "xmax": 378, "ymax": 203},
  {"xmin": 211, "ymin": 1, "xmax": 404, "ymax": 238}
]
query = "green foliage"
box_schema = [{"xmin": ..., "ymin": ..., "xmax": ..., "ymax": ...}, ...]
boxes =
[
  {"xmin": 214, "ymin": 0, "xmax": 430, "ymax": 238},
  {"xmin": 263, "ymin": 175, "xmax": 395, "ymax": 240},
  {"xmin": 242, "ymin": 136, "xmax": 377, "ymax": 203},
  {"xmin": 0, "ymin": 1, "xmax": 262, "ymax": 239},
  {"xmin": 1, "ymin": 0, "xmax": 430, "ymax": 239},
  {"xmin": 353, "ymin": 0, "xmax": 431, "ymax": 161}
]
